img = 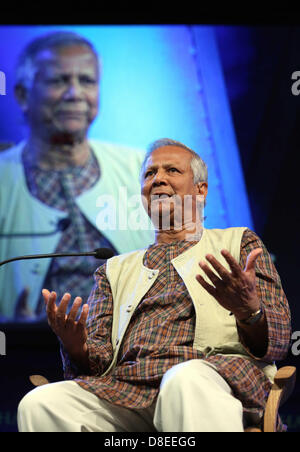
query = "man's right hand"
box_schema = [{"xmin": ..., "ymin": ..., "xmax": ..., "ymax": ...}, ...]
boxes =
[{"xmin": 42, "ymin": 289, "xmax": 89, "ymax": 364}]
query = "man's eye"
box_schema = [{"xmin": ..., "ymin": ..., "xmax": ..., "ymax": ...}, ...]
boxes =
[
  {"xmin": 79, "ymin": 76, "xmax": 97, "ymax": 85},
  {"xmin": 144, "ymin": 170, "xmax": 154, "ymax": 178},
  {"xmin": 44, "ymin": 76, "xmax": 96, "ymax": 86},
  {"xmin": 46, "ymin": 78, "xmax": 64, "ymax": 85},
  {"xmin": 168, "ymin": 167, "xmax": 178, "ymax": 172}
]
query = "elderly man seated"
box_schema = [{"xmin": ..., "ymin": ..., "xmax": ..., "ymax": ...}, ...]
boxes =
[{"xmin": 17, "ymin": 138, "xmax": 291, "ymax": 432}]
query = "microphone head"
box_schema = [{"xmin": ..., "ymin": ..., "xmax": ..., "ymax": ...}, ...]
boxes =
[{"xmin": 94, "ymin": 248, "xmax": 115, "ymax": 260}]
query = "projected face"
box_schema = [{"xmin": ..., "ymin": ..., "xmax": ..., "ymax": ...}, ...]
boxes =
[
  {"xmin": 19, "ymin": 44, "xmax": 99, "ymax": 144},
  {"xmin": 141, "ymin": 145, "xmax": 208, "ymax": 230}
]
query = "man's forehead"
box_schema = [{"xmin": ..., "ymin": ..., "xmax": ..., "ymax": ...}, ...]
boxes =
[
  {"xmin": 35, "ymin": 46, "xmax": 97, "ymax": 70},
  {"xmin": 145, "ymin": 146, "xmax": 193, "ymax": 167}
]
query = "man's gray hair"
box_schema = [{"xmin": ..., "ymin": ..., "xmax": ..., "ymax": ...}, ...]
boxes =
[
  {"xmin": 15, "ymin": 31, "xmax": 100, "ymax": 89},
  {"xmin": 141, "ymin": 138, "xmax": 208, "ymax": 184}
]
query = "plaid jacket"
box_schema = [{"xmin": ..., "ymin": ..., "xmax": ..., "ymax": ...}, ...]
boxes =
[{"xmin": 61, "ymin": 228, "xmax": 291, "ymax": 430}]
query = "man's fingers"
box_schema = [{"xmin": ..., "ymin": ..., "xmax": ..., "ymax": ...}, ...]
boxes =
[
  {"xmin": 77, "ymin": 304, "xmax": 89, "ymax": 328},
  {"xmin": 220, "ymin": 249, "xmax": 242, "ymax": 275},
  {"xmin": 198, "ymin": 261, "xmax": 223, "ymax": 288},
  {"xmin": 196, "ymin": 273, "xmax": 216, "ymax": 296},
  {"xmin": 201, "ymin": 254, "xmax": 231, "ymax": 283},
  {"xmin": 44, "ymin": 291, "xmax": 57, "ymax": 324},
  {"xmin": 42, "ymin": 288, "xmax": 51, "ymax": 303},
  {"xmin": 56, "ymin": 293, "xmax": 71, "ymax": 324},
  {"xmin": 66, "ymin": 297, "xmax": 83, "ymax": 323},
  {"xmin": 244, "ymin": 248, "xmax": 262, "ymax": 273}
]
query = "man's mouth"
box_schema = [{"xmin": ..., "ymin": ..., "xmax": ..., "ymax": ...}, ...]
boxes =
[
  {"xmin": 156, "ymin": 195, "xmax": 171, "ymax": 199},
  {"xmin": 150, "ymin": 194, "xmax": 177, "ymax": 207},
  {"xmin": 56, "ymin": 111, "xmax": 87, "ymax": 116},
  {"xmin": 151, "ymin": 193, "xmax": 173, "ymax": 199}
]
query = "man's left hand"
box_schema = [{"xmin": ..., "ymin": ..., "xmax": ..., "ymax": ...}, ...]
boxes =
[{"xmin": 196, "ymin": 248, "xmax": 262, "ymax": 321}]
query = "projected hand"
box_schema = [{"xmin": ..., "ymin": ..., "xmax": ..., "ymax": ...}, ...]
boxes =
[{"xmin": 14, "ymin": 287, "xmax": 36, "ymax": 320}]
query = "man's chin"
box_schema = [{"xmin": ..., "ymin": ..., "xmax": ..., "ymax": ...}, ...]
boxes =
[
  {"xmin": 148, "ymin": 209, "xmax": 174, "ymax": 231},
  {"xmin": 49, "ymin": 130, "xmax": 87, "ymax": 145}
]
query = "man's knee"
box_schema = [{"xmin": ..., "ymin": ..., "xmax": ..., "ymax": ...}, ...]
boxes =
[
  {"xmin": 17, "ymin": 385, "xmax": 50, "ymax": 430},
  {"xmin": 18, "ymin": 381, "xmax": 76, "ymax": 431},
  {"xmin": 18, "ymin": 386, "xmax": 45, "ymax": 414},
  {"xmin": 159, "ymin": 359, "xmax": 211, "ymax": 395},
  {"xmin": 155, "ymin": 360, "xmax": 244, "ymax": 432}
]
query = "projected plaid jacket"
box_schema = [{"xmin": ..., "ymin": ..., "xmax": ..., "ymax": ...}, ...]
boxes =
[{"xmin": 61, "ymin": 229, "xmax": 291, "ymax": 430}]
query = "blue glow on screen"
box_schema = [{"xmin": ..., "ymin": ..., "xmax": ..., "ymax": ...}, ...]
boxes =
[{"xmin": 0, "ymin": 25, "xmax": 253, "ymax": 230}]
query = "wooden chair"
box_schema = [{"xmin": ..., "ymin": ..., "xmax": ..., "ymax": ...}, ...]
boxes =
[
  {"xmin": 29, "ymin": 365, "xmax": 297, "ymax": 432},
  {"xmin": 245, "ymin": 366, "xmax": 297, "ymax": 432}
]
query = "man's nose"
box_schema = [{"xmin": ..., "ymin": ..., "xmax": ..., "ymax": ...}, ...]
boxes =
[
  {"xmin": 63, "ymin": 80, "xmax": 83, "ymax": 100},
  {"xmin": 152, "ymin": 170, "xmax": 167, "ymax": 186}
]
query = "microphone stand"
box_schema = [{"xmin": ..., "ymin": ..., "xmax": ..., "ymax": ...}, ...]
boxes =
[{"xmin": 0, "ymin": 248, "xmax": 115, "ymax": 267}]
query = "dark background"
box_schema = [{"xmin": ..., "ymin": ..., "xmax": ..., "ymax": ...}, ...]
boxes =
[
  {"xmin": 217, "ymin": 25, "xmax": 300, "ymax": 431},
  {"xmin": 0, "ymin": 15, "xmax": 300, "ymax": 432}
]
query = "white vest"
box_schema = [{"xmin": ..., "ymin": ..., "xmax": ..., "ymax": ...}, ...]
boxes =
[{"xmin": 104, "ymin": 227, "xmax": 277, "ymax": 382}]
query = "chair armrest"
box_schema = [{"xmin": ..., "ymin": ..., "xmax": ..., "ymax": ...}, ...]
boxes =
[{"xmin": 263, "ymin": 366, "xmax": 297, "ymax": 432}]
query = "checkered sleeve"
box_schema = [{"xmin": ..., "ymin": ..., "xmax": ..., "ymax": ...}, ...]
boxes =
[
  {"xmin": 238, "ymin": 229, "xmax": 291, "ymax": 363},
  {"xmin": 61, "ymin": 263, "xmax": 114, "ymax": 379}
]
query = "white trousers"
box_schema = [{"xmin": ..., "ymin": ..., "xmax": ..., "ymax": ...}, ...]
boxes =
[{"xmin": 17, "ymin": 360, "xmax": 245, "ymax": 432}]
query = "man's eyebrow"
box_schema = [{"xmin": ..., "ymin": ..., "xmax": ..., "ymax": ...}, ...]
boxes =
[
  {"xmin": 144, "ymin": 162, "xmax": 181, "ymax": 171},
  {"xmin": 45, "ymin": 68, "xmax": 96, "ymax": 75},
  {"xmin": 144, "ymin": 164, "xmax": 157, "ymax": 171}
]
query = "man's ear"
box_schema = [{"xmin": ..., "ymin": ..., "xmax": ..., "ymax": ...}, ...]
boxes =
[
  {"xmin": 197, "ymin": 182, "xmax": 208, "ymax": 198},
  {"xmin": 14, "ymin": 84, "xmax": 29, "ymax": 113},
  {"xmin": 196, "ymin": 181, "xmax": 208, "ymax": 208}
]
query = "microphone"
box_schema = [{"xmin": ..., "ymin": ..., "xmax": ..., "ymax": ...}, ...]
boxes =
[
  {"xmin": 0, "ymin": 218, "xmax": 71, "ymax": 238},
  {"xmin": 0, "ymin": 247, "xmax": 115, "ymax": 267}
]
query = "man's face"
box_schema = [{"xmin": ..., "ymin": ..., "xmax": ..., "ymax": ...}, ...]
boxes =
[
  {"xmin": 141, "ymin": 145, "xmax": 208, "ymax": 230},
  {"xmin": 18, "ymin": 44, "xmax": 99, "ymax": 144}
]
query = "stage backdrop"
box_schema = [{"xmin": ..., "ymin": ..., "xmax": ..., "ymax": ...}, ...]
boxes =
[{"xmin": 0, "ymin": 25, "xmax": 253, "ymax": 230}]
